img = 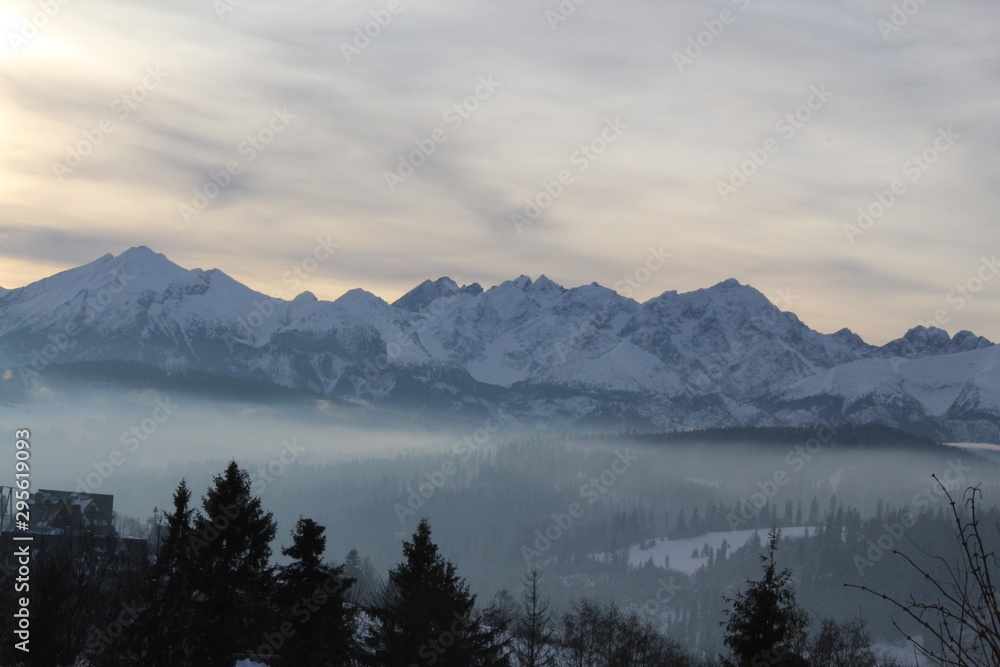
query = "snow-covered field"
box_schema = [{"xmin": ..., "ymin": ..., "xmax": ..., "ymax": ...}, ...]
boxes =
[
  {"xmin": 626, "ymin": 527, "xmax": 813, "ymax": 574},
  {"xmin": 947, "ymin": 442, "xmax": 1000, "ymax": 452}
]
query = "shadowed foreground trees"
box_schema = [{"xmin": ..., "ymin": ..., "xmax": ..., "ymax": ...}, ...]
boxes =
[
  {"xmin": 514, "ymin": 570, "xmax": 558, "ymax": 667},
  {"xmin": 562, "ymin": 597, "xmax": 694, "ymax": 666},
  {"xmin": 12, "ymin": 459, "xmax": 985, "ymax": 666},
  {"xmin": 272, "ymin": 516, "xmax": 358, "ymax": 666},
  {"xmin": 851, "ymin": 480, "xmax": 1000, "ymax": 666},
  {"xmin": 722, "ymin": 529, "xmax": 903, "ymax": 667},
  {"xmin": 366, "ymin": 517, "xmax": 509, "ymax": 666},
  {"xmin": 722, "ymin": 530, "xmax": 808, "ymax": 666}
]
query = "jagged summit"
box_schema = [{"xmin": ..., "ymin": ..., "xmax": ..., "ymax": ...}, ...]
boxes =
[
  {"xmin": 881, "ymin": 325, "xmax": 993, "ymax": 358},
  {"xmin": 0, "ymin": 249, "xmax": 996, "ymax": 441},
  {"xmin": 393, "ymin": 277, "xmax": 484, "ymax": 312},
  {"xmin": 394, "ymin": 278, "xmax": 459, "ymax": 312}
]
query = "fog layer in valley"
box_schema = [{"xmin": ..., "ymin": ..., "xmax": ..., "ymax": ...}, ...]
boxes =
[{"xmin": 2, "ymin": 377, "xmax": 996, "ymax": 658}]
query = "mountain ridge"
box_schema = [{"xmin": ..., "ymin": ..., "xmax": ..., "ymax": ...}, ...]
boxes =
[{"xmin": 0, "ymin": 247, "xmax": 997, "ymax": 442}]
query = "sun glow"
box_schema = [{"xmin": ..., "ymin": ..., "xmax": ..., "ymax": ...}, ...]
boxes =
[
  {"xmin": 0, "ymin": 4, "xmax": 80, "ymax": 60},
  {"xmin": 0, "ymin": 8, "xmax": 24, "ymax": 56}
]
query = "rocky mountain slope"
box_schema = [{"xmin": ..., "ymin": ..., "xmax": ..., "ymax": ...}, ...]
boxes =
[{"xmin": 0, "ymin": 247, "xmax": 996, "ymax": 441}]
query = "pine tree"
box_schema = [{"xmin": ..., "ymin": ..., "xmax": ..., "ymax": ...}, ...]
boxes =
[
  {"xmin": 513, "ymin": 570, "xmax": 557, "ymax": 667},
  {"xmin": 344, "ymin": 548, "xmax": 362, "ymax": 578},
  {"xmin": 675, "ymin": 508, "xmax": 687, "ymax": 538},
  {"xmin": 344, "ymin": 548, "xmax": 375, "ymax": 604},
  {"xmin": 273, "ymin": 517, "xmax": 357, "ymax": 666},
  {"xmin": 722, "ymin": 529, "xmax": 808, "ymax": 667},
  {"xmin": 125, "ymin": 480, "xmax": 198, "ymax": 666},
  {"xmin": 283, "ymin": 516, "xmax": 326, "ymax": 565},
  {"xmin": 187, "ymin": 460, "xmax": 278, "ymax": 664},
  {"xmin": 367, "ymin": 518, "xmax": 509, "ymax": 666}
]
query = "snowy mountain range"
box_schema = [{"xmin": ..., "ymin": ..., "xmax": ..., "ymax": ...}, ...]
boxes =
[{"xmin": 1, "ymin": 246, "xmax": 998, "ymax": 442}]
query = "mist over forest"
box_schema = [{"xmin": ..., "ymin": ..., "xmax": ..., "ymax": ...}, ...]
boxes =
[
  {"xmin": 5, "ymin": 0, "xmax": 1000, "ymax": 661},
  {"xmin": 4, "ymin": 375, "xmax": 998, "ymax": 663}
]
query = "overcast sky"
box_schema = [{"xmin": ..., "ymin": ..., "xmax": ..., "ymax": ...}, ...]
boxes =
[{"xmin": 1, "ymin": 0, "xmax": 998, "ymax": 344}]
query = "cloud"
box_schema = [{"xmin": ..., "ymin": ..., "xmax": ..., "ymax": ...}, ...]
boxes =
[{"xmin": 0, "ymin": 0, "xmax": 997, "ymax": 344}]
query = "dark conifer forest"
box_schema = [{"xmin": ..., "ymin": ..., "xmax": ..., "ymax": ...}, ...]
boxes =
[{"xmin": 2, "ymin": 426, "xmax": 998, "ymax": 665}]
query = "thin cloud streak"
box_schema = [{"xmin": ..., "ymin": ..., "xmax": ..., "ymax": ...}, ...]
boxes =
[{"xmin": 0, "ymin": 0, "xmax": 997, "ymax": 344}]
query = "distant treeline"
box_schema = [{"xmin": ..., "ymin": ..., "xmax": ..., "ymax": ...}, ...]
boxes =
[{"xmin": 617, "ymin": 423, "xmax": 942, "ymax": 450}]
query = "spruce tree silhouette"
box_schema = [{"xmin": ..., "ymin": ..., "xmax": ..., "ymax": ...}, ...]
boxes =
[
  {"xmin": 722, "ymin": 529, "xmax": 808, "ymax": 667},
  {"xmin": 367, "ymin": 518, "xmax": 509, "ymax": 666},
  {"xmin": 188, "ymin": 460, "xmax": 277, "ymax": 665},
  {"xmin": 139, "ymin": 479, "xmax": 199, "ymax": 666},
  {"xmin": 273, "ymin": 516, "xmax": 357, "ymax": 666}
]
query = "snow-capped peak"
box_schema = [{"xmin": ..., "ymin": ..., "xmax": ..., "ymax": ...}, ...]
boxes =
[
  {"xmin": 880, "ymin": 325, "xmax": 993, "ymax": 358},
  {"xmin": 334, "ymin": 288, "xmax": 390, "ymax": 311},
  {"xmin": 393, "ymin": 278, "xmax": 460, "ymax": 312},
  {"xmin": 510, "ymin": 275, "xmax": 533, "ymax": 290},
  {"xmin": 110, "ymin": 246, "xmax": 190, "ymax": 283},
  {"xmin": 293, "ymin": 291, "xmax": 318, "ymax": 302},
  {"xmin": 1, "ymin": 248, "xmax": 998, "ymax": 441},
  {"xmin": 531, "ymin": 275, "xmax": 565, "ymax": 293}
]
